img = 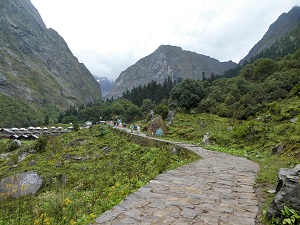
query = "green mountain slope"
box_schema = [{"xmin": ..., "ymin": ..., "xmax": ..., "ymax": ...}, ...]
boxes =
[
  {"xmin": 240, "ymin": 6, "xmax": 300, "ymax": 64},
  {"xmin": 0, "ymin": 0, "xmax": 102, "ymax": 114}
]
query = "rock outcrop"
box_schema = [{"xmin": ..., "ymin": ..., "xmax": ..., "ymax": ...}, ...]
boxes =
[
  {"xmin": 0, "ymin": 0, "xmax": 102, "ymax": 109},
  {"xmin": 110, "ymin": 45, "xmax": 237, "ymax": 98},
  {"xmin": 147, "ymin": 117, "xmax": 168, "ymax": 137},
  {"xmin": 267, "ymin": 164, "xmax": 300, "ymax": 219},
  {"xmin": 0, "ymin": 172, "xmax": 43, "ymax": 200}
]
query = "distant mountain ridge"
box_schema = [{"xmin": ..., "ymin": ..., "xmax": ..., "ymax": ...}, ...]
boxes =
[
  {"xmin": 94, "ymin": 76, "xmax": 115, "ymax": 97},
  {"xmin": 0, "ymin": 0, "xmax": 102, "ymax": 110},
  {"xmin": 110, "ymin": 45, "xmax": 237, "ymax": 97},
  {"xmin": 240, "ymin": 6, "xmax": 300, "ymax": 64}
]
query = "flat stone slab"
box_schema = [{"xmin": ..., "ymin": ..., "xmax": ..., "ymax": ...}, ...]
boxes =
[
  {"xmin": 92, "ymin": 139, "xmax": 259, "ymax": 225},
  {"xmin": 0, "ymin": 172, "xmax": 43, "ymax": 200}
]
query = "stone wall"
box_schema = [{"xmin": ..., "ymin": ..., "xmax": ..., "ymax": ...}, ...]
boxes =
[{"xmin": 114, "ymin": 129, "xmax": 197, "ymax": 157}]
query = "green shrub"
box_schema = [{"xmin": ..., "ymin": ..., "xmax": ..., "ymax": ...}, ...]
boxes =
[
  {"xmin": 10, "ymin": 153, "xmax": 19, "ymax": 164},
  {"xmin": 34, "ymin": 136, "xmax": 48, "ymax": 153},
  {"xmin": 271, "ymin": 206, "xmax": 300, "ymax": 225},
  {"xmin": 6, "ymin": 140, "xmax": 21, "ymax": 152},
  {"xmin": 95, "ymin": 125, "xmax": 110, "ymax": 137},
  {"xmin": 0, "ymin": 141, "xmax": 7, "ymax": 153},
  {"xmin": 73, "ymin": 123, "xmax": 79, "ymax": 132},
  {"xmin": 231, "ymin": 120, "xmax": 258, "ymax": 140}
]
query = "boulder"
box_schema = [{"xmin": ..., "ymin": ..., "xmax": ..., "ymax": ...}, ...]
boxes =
[
  {"xmin": 0, "ymin": 172, "xmax": 43, "ymax": 200},
  {"xmin": 147, "ymin": 117, "xmax": 168, "ymax": 137},
  {"xmin": 270, "ymin": 143, "xmax": 284, "ymax": 155},
  {"xmin": 290, "ymin": 118, "xmax": 298, "ymax": 123},
  {"xmin": 18, "ymin": 151, "xmax": 29, "ymax": 162},
  {"xmin": 166, "ymin": 110, "xmax": 176, "ymax": 126},
  {"xmin": 28, "ymin": 159, "xmax": 36, "ymax": 166},
  {"xmin": 227, "ymin": 126, "xmax": 233, "ymax": 132},
  {"xmin": 267, "ymin": 164, "xmax": 300, "ymax": 219},
  {"xmin": 202, "ymin": 133, "xmax": 210, "ymax": 145},
  {"xmin": 102, "ymin": 146, "xmax": 113, "ymax": 153},
  {"xmin": 6, "ymin": 139, "xmax": 21, "ymax": 152}
]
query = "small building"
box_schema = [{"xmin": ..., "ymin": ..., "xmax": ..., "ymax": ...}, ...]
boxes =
[
  {"xmin": 28, "ymin": 126, "xmax": 35, "ymax": 133},
  {"xmin": 42, "ymin": 127, "xmax": 49, "ymax": 134},
  {"xmin": 34, "ymin": 127, "xmax": 42, "ymax": 134},
  {"xmin": 11, "ymin": 127, "xmax": 19, "ymax": 135},
  {"xmin": 0, "ymin": 128, "xmax": 14, "ymax": 138},
  {"xmin": 59, "ymin": 129, "xmax": 66, "ymax": 134},
  {"xmin": 27, "ymin": 134, "xmax": 38, "ymax": 140},
  {"xmin": 17, "ymin": 135, "xmax": 28, "ymax": 140},
  {"xmin": 9, "ymin": 134, "xmax": 19, "ymax": 139},
  {"xmin": 67, "ymin": 126, "xmax": 73, "ymax": 132},
  {"xmin": 57, "ymin": 127, "xmax": 64, "ymax": 134},
  {"xmin": 23, "ymin": 129, "xmax": 31, "ymax": 135}
]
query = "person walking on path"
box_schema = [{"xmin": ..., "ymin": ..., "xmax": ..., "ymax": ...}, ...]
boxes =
[
  {"xmin": 136, "ymin": 124, "xmax": 141, "ymax": 134},
  {"xmin": 130, "ymin": 124, "xmax": 134, "ymax": 133}
]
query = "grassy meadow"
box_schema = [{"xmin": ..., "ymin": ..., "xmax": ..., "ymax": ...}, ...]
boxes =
[{"xmin": 0, "ymin": 125, "xmax": 199, "ymax": 225}]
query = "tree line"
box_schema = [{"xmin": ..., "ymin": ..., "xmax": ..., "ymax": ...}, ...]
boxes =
[
  {"xmin": 2, "ymin": 31, "xmax": 299, "ymax": 128},
  {"xmin": 58, "ymin": 48, "xmax": 300, "ymax": 125}
]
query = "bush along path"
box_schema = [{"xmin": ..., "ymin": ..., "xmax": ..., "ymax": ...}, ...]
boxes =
[{"xmin": 92, "ymin": 135, "xmax": 260, "ymax": 225}]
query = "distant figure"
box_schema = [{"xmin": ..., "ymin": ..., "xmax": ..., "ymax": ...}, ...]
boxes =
[
  {"xmin": 136, "ymin": 124, "xmax": 141, "ymax": 134},
  {"xmin": 130, "ymin": 124, "xmax": 134, "ymax": 133},
  {"xmin": 150, "ymin": 110, "xmax": 154, "ymax": 119},
  {"xmin": 148, "ymin": 127, "xmax": 154, "ymax": 136},
  {"xmin": 156, "ymin": 127, "xmax": 163, "ymax": 137},
  {"xmin": 117, "ymin": 119, "xmax": 122, "ymax": 127}
]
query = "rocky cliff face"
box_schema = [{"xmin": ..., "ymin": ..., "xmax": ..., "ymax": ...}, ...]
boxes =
[
  {"xmin": 110, "ymin": 45, "xmax": 237, "ymax": 97},
  {"xmin": 0, "ymin": 0, "xmax": 102, "ymax": 109},
  {"xmin": 240, "ymin": 6, "xmax": 300, "ymax": 64}
]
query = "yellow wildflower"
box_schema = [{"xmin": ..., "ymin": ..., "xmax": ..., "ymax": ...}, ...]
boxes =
[
  {"xmin": 64, "ymin": 198, "xmax": 71, "ymax": 206},
  {"xmin": 90, "ymin": 213, "xmax": 96, "ymax": 219},
  {"xmin": 44, "ymin": 217, "xmax": 51, "ymax": 225},
  {"xmin": 70, "ymin": 219, "xmax": 77, "ymax": 225}
]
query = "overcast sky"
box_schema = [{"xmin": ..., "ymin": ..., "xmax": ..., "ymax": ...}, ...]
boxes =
[{"xmin": 31, "ymin": 0, "xmax": 299, "ymax": 81}]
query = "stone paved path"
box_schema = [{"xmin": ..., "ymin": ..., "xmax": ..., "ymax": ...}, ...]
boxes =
[{"xmin": 92, "ymin": 141, "xmax": 260, "ymax": 225}]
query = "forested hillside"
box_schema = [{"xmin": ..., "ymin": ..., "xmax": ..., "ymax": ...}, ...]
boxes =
[
  {"xmin": 172, "ymin": 51, "xmax": 300, "ymax": 119},
  {"xmin": 59, "ymin": 48, "xmax": 300, "ymax": 125}
]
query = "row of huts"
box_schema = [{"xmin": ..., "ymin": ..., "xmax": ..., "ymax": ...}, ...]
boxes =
[{"xmin": 0, "ymin": 126, "xmax": 74, "ymax": 140}]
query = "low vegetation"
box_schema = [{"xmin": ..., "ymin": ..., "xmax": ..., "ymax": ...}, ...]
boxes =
[{"xmin": 0, "ymin": 125, "xmax": 199, "ymax": 225}]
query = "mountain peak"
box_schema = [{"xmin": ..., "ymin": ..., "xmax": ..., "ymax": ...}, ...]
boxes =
[
  {"xmin": 156, "ymin": 45, "xmax": 182, "ymax": 51},
  {"xmin": 109, "ymin": 45, "xmax": 237, "ymax": 98},
  {"xmin": 94, "ymin": 76, "xmax": 115, "ymax": 97},
  {"xmin": 240, "ymin": 6, "xmax": 300, "ymax": 64}
]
